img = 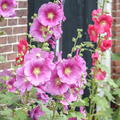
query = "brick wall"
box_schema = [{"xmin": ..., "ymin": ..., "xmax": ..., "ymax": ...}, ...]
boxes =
[
  {"xmin": 112, "ymin": 0, "xmax": 120, "ymax": 79},
  {"xmin": 0, "ymin": 0, "xmax": 27, "ymax": 70}
]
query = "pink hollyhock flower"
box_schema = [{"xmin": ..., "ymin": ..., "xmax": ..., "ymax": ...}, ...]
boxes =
[
  {"xmin": 51, "ymin": 23, "xmax": 63, "ymax": 40},
  {"xmin": 0, "ymin": 0, "xmax": 16, "ymax": 17},
  {"xmin": 92, "ymin": 52, "xmax": 99, "ymax": 65},
  {"xmin": 57, "ymin": 58, "xmax": 82, "ymax": 85},
  {"xmin": 24, "ymin": 59, "xmax": 52, "ymax": 86},
  {"xmin": 6, "ymin": 78, "xmax": 16, "ymax": 92},
  {"xmin": 45, "ymin": 67, "xmax": 69, "ymax": 95},
  {"xmin": 95, "ymin": 14, "xmax": 112, "ymax": 34},
  {"xmin": 14, "ymin": 67, "xmax": 32, "ymax": 95},
  {"xmin": 24, "ymin": 48, "xmax": 53, "ymax": 62},
  {"xmin": 92, "ymin": 9, "xmax": 102, "ymax": 22},
  {"xmin": 95, "ymin": 68, "xmax": 106, "ymax": 80},
  {"xmin": 38, "ymin": 2, "xmax": 64, "ymax": 27},
  {"xmin": 17, "ymin": 39, "xmax": 28, "ymax": 55},
  {"xmin": 88, "ymin": 25, "xmax": 98, "ymax": 42},
  {"xmin": 68, "ymin": 117, "xmax": 77, "ymax": 120},
  {"xmin": 30, "ymin": 106, "xmax": 45, "ymax": 120},
  {"xmin": 99, "ymin": 40, "xmax": 112, "ymax": 52},
  {"xmin": 30, "ymin": 18, "xmax": 52, "ymax": 42}
]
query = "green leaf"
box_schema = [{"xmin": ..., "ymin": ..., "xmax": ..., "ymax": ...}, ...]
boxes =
[
  {"xmin": 112, "ymin": 53, "xmax": 120, "ymax": 61},
  {"xmin": 13, "ymin": 109, "xmax": 28, "ymax": 120},
  {"xmin": 0, "ymin": 56, "xmax": 5, "ymax": 62},
  {"xmin": 0, "ymin": 93, "xmax": 19, "ymax": 106}
]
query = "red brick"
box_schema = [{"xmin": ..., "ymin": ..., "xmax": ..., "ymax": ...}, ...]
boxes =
[
  {"xmin": 112, "ymin": 74, "xmax": 120, "ymax": 79},
  {"xmin": 13, "ymin": 44, "xmax": 17, "ymax": 52},
  {"xmin": 0, "ymin": 37, "xmax": 7, "ymax": 44},
  {"xmin": 0, "ymin": 20, "xmax": 7, "ymax": 27},
  {"xmin": 18, "ymin": 1, "xmax": 27, "ymax": 8},
  {"xmin": 112, "ymin": 61, "xmax": 120, "ymax": 66},
  {"xmin": 8, "ymin": 19, "xmax": 17, "ymax": 26},
  {"xmin": 18, "ymin": 35, "xmax": 26, "ymax": 41},
  {"xmin": 13, "ymin": 26, "xmax": 27, "ymax": 34},
  {"xmin": 0, "ymin": 62, "xmax": 11, "ymax": 70},
  {"xmin": 1, "ymin": 27, "xmax": 12, "ymax": 35},
  {"xmin": 7, "ymin": 53, "xmax": 17, "ymax": 61},
  {"xmin": 16, "ymin": 9, "xmax": 27, "ymax": 17},
  {"xmin": 7, "ymin": 36, "xmax": 17, "ymax": 43},
  {"xmin": 18, "ymin": 18, "xmax": 27, "ymax": 25},
  {"xmin": 112, "ymin": 67, "xmax": 120, "ymax": 74},
  {"xmin": 0, "ymin": 45, "xmax": 12, "ymax": 53}
]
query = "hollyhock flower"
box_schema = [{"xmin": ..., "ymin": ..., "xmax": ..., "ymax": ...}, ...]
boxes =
[
  {"xmin": 88, "ymin": 25, "xmax": 98, "ymax": 42},
  {"xmin": 57, "ymin": 58, "xmax": 82, "ymax": 85},
  {"xmin": 24, "ymin": 59, "xmax": 52, "ymax": 86},
  {"xmin": 24, "ymin": 48, "xmax": 53, "ymax": 62},
  {"xmin": 92, "ymin": 9, "xmax": 102, "ymax": 22},
  {"xmin": 24, "ymin": 48, "xmax": 55, "ymax": 70},
  {"xmin": 95, "ymin": 68, "xmax": 106, "ymax": 80},
  {"xmin": 51, "ymin": 23, "xmax": 63, "ymax": 40},
  {"xmin": 38, "ymin": 2, "xmax": 64, "ymax": 27},
  {"xmin": 92, "ymin": 52, "xmax": 99, "ymax": 65},
  {"xmin": 45, "ymin": 68, "xmax": 69, "ymax": 95},
  {"xmin": 17, "ymin": 39, "xmax": 28, "ymax": 55},
  {"xmin": 0, "ymin": 0, "xmax": 16, "ymax": 17},
  {"xmin": 30, "ymin": 18, "xmax": 52, "ymax": 42},
  {"xmin": 99, "ymin": 40, "xmax": 112, "ymax": 52},
  {"xmin": 30, "ymin": 106, "xmax": 45, "ymax": 120},
  {"xmin": 6, "ymin": 78, "xmax": 16, "ymax": 92},
  {"xmin": 14, "ymin": 67, "xmax": 32, "ymax": 95},
  {"xmin": 95, "ymin": 14, "xmax": 112, "ymax": 34}
]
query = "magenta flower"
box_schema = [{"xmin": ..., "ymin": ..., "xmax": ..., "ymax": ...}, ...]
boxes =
[
  {"xmin": 0, "ymin": 0, "xmax": 16, "ymax": 17},
  {"xmin": 30, "ymin": 106, "xmax": 45, "ymax": 120},
  {"xmin": 38, "ymin": 2, "xmax": 64, "ymax": 27},
  {"xmin": 6, "ymin": 78, "xmax": 16, "ymax": 93},
  {"xmin": 24, "ymin": 48, "xmax": 54, "ymax": 62},
  {"xmin": 51, "ymin": 23, "xmax": 63, "ymax": 40},
  {"xmin": 24, "ymin": 59, "xmax": 52, "ymax": 86},
  {"xmin": 57, "ymin": 55, "xmax": 86, "ymax": 85},
  {"xmin": 14, "ymin": 67, "xmax": 32, "ymax": 95},
  {"xmin": 68, "ymin": 117, "xmax": 77, "ymax": 120},
  {"xmin": 88, "ymin": 25, "xmax": 98, "ymax": 42},
  {"xmin": 95, "ymin": 68, "xmax": 106, "ymax": 80},
  {"xmin": 45, "ymin": 67, "xmax": 69, "ymax": 95},
  {"xmin": 30, "ymin": 18, "xmax": 52, "ymax": 42}
]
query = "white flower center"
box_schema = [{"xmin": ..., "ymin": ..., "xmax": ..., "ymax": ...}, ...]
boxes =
[
  {"xmin": 64, "ymin": 67, "xmax": 71, "ymax": 75},
  {"xmin": 33, "ymin": 67, "xmax": 41, "ymax": 76}
]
